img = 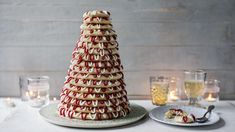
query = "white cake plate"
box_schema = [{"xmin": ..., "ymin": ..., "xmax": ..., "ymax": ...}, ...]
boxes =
[
  {"xmin": 149, "ymin": 105, "xmax": 220, "ymax": 127},
  {"xmin": 39, "ymin": 102, "xmax": 147, "ymax": 128}
]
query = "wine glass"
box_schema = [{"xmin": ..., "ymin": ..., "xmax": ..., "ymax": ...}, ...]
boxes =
[{"xmin": 184, "ymin": 70, "xmax": 206, "ymax": 106}]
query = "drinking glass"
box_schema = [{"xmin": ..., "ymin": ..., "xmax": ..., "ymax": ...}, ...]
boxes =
[
  {"xmin": 184, "ymin": 70, "xmax": 206, "ymax": 106},
  {"xmin": 27, "ymin": 76, "xmax": 50, "ymax": 107},
  {"xmin": 19, "ymin": 76, "xmax": 29, "ymax": 101},
  {"xmin": 150, "ymin": 76, "xmax": 169, "ymax": 106}
]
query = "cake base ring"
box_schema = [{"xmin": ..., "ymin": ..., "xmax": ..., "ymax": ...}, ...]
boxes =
[{"xmin": 39, "ymin": 102, "xmax": 147, "ymax": 128}]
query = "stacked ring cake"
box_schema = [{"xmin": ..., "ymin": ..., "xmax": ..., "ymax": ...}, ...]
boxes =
[{"xmin": 58, "ymin": 10, "xmax": 131, "ymax": 120}]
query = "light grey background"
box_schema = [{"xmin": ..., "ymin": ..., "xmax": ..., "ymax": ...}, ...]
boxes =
[{"xmin": 0, "ymin": 0, "xmax": 235, "ymax": 99}]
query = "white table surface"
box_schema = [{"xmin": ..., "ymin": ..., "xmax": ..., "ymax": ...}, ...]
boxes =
[{"xmin": 0, "ymin": 98, "xmax": 235, "ymax": 132}]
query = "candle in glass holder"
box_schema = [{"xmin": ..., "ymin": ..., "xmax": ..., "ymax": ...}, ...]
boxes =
[
  {"xmin": 203, "ymin": 79, "xmax": 220, "ymax": 102},
  {"xmin": 27, "ymin": 76, "xmax": 50, "ymax": 108},
  {"xmin": 168, "ymin": 77, "xmax": 180, "ymax": 102}
]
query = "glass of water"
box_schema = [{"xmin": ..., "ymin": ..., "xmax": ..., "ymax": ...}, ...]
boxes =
[{"xmin": 27, "ymin": 76, "xmax": 50, "ymax": 108}]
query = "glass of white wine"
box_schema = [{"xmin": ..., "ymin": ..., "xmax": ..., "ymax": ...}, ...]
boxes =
[{"xmin": 184, "ymin": 70, "xmax": 206, "ymax": 106}]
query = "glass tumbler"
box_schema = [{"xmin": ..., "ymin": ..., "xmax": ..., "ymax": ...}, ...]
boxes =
[
  {"xmin": 27, "ymin": 76, "xmax": 50, "ymax": 107},
  {"xmin": 150, "ymin": 76, "xmax": 169, "ymax": 106},
  {"xmin": 19, "ymin": 76, "xmax": 29, "ymax": 101},
  {"xmin": 203, "ymin": 79, "xmax": 220, "ymax": 102}
]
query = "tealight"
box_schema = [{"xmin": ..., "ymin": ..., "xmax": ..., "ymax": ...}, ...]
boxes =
[
  {"xmin": 4, "ymin": 97, "xmax": 16, "ymax": 107},
  {"xmin": 205, "ymin": 93, "xmax": 217, "ymax": 102},
  {"xmin": 52, "ymin": 97, "xmax": 57, "ymax": 101},
  {"xmin": 169, "ymin": 91, "xmax": 179, "ymax": 101}
]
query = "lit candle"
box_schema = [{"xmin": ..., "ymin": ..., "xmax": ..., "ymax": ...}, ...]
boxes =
[
  {"xmin": 168, "ymin": 77, "xmax": 180, "ymax": 102},
  {"xmin": 29, "ymin": 91, "xmax": 34, "ymax": 96},
  {"xmin": 52, "ymin": 97, "xmax": 57, "ymax": 101},
  {"xmin": 29, "ymin": 94, "xmax": 45, "ymax": 107},
  {"xmin": 204, "ymin": 79, "xmax": 220, "ymax": 102},
  {"xmin": 25, "ymin": 91, "xmax": 29, "ymax": 97},
  {"xmin": 169, "ymin": 91, "xmax": 179, "ymax": 101},
  {"xmin": 4, "ymin": 97, "xmax": 16, "ymax": 107},
  {"xmin": 205, "ymin": 93, "xmax": 216, "ymax": 102}
]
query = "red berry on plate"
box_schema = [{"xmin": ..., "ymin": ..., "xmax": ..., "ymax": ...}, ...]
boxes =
[{"xmin": 183, "ymin": 116, "xmax": 188, "ymax": 123}]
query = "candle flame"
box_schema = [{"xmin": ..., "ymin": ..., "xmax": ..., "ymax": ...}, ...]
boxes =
[
  {"xmin": 29, "ymin": 91, "xmax": 34, "ymax": 96},
  {"xmin": 208, "ymin": 93, "xmax": 212, "ymax": 99},
  {"xmin": 206, "ymin": 93, "xmax": 216, "ymax": 102},
  {"xmin": 169, "ymin": 91, "xmax": 179, "ymax": 101},
  {"xmin": 53, "ymin": 97, "xmax": 57, "ymax": 101},
  {"xmin": 6, "ymin": 97, "xmax": 11, "ymax": 101},
  {"xmin": 4, "ymin": 97, "xmax": 15, "ymax": 107},
  {"xmin": 25, "ymin": 91, "xmax": 29, "ymax": 97}
]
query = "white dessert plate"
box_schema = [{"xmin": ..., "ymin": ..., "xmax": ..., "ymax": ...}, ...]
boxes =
[
  {"xmin": 149, "ymin": 105, "xmax": 220, "ymax": 127},
  {"xmin": 39, "ymin": 102, "xmax": 147, "ymax": 128}
]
